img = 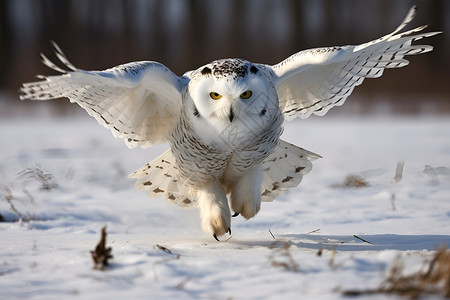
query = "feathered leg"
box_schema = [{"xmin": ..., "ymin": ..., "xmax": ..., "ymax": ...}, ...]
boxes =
[
  {"xmin": 230, "ymin": 165, "xmax": 263, "ymax": 219},
  {"xmin": 198, "ymin": 180, "xmax": 231, "ymax": 240}
]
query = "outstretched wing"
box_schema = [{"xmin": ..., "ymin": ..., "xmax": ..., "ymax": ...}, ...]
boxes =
[
  {"xmin": 20, "ymin": 43, "xmax": 189, "ymax": 148},
  {"xmin": 269, "ymin": 6, "xmax": 441, "ymax": 120}
]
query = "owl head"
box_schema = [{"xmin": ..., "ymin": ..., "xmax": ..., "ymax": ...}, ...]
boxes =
[{"xmin": 185, "ymin": 59, "xmax": 280, "ymax": 147}]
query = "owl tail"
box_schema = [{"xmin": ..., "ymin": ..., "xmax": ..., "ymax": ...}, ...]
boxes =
[
  {"xmin": 260, "ymin": 140, "xmax": 321, "ymax": 202},
  {"xmin": 130, "ymin": 140, "xmax": 320, "ymax": 207},
  {"xmin": 129, "ymin": 149, "xmax": 199, "ymax": 208}
]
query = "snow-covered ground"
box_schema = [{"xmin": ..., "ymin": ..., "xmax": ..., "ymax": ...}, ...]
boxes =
[{"xmin": 1, "ymin": 111, "xmax": 449, "ymax": 299}]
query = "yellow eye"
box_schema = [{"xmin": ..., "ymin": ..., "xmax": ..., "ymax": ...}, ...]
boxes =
[
  {"xmin": 240, "ymin": 90, "xmax": 252, "ymax": 99},
  {"xmin": 210, "ymin": 92, "xmax": 222, "ymax": 100}
]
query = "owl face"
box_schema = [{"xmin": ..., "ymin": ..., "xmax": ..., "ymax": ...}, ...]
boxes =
[{"xmin": 186, "ymin": 59, "xmax": 280, "ymax": 148}]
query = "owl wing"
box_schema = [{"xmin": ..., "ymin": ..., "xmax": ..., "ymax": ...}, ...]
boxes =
[
  {"xmin": 261, "ymin": 140, "xmax": 321, "ymax": 202},
  {"xmin": 129, "ymin": 149, "xmax": 199, "ymax": 209},
  {"xmin": 269, "ymin": 6, "xmax": 441, "ymax": 120},
  {"xmin": 20, "ymin": 43, "xmax": 188, "ymax": 148}
]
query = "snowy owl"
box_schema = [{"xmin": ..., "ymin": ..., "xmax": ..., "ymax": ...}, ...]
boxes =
[{"xmin": 20, "ymin": 6, "xmax": 439, "ymax": 240}]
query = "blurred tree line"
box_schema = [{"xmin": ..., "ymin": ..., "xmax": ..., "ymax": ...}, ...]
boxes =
[{"xmin": 0, "ymin": 0, "xmax": 448, "ymax": 113}]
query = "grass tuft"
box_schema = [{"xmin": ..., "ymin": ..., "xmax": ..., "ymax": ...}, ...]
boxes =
[
  {"xmin": 18, "ymin": 164, "xmax": 58, "ymax": 191},
  {"xmin": 342, "ymin": 246, "xmax": 450, "ymax": 299},
  {"xmin": 268, "ymin": 241, "xmax": 299, "ymax": 272},
  {"xmin": 0, "ymin": 184, "xmax": 33, "ymax": 222}
]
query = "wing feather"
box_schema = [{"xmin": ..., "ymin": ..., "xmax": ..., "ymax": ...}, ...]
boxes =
[
  {"xmin": 130, "ymin": 149, "xmax": 199, "ymax": 208},
  {"xmin": 20, "ymin": 44, "xmax": 189, "ymax": 148},
  {"xmin": 270, "ymin": 6, "xmax": 441, "ymax": 120},
  {"xmin": 261, "ymin": 140, "xmax": 320, "ymax": 202}
]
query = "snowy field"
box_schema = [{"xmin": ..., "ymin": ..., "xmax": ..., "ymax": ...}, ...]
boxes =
[{"xmin": 1, "ymin": 110, "xmax": 450, "ymax": 299}]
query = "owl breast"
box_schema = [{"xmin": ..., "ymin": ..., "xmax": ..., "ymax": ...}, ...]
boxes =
[{"xmin": 169, "ymin": 107, "xmax": 283, "ymax": 187}]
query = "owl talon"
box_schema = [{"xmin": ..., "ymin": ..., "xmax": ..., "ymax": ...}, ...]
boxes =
[
  {"xmin": 228, "ymin": 228, "xmax": 231, "ymax": 235},
  {"xmin": 232, "ymin": 212, "xmax": 240, "ymax": 217},
  {"xmin": 213, "ymin": 234, "xmax": 220, "ymax": 242}
]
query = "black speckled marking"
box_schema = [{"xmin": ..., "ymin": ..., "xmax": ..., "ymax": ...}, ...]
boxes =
[
  {"xmin": 193, "ymin": 105, "xmax": 200, "ymax": 118},
  {"xmin": 212, "ymin": 59, "xmax": 247, "ymax": 79},
  {"xmin": 295, "ymin": 167, "xmax": 305, "ymax": 173},
  {"xmin": 195, "ymin": 59, "xmax": 262, "ymax": 81},
  {"xmin": 197, "ymin": 59, "xmax": 257, "ymax": 80},
  {"xmin": 201, "ymin": 67, "xmax": 211, "ymax": 75},
  {"xmin": 153, "ymin": 187, "xmax": 164, "ymax": 193}
]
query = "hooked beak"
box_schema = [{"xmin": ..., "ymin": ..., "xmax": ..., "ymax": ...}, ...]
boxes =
[{"xmin": 229, "ymin": 107, "xmax": 235, "ymax": 122}]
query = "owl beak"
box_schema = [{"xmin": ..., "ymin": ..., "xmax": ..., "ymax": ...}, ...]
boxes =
[{"xmin": 229, "ymin": 107, "xmax": 235, "ymax": 122}]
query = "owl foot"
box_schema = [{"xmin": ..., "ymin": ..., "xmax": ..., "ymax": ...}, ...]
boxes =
[
  {"xmin": 199, "ymin": 180, "xmax": 231, "ymax": 239},
  {"xmin": 230, "ymin": 165, "xmax": 262, "ymax": 220},
  {"xmin": 213, "ymin": 228, "xmax": 231, "ymax": 242},
  {"xmin": 231, "ymin": 194, "xmax": 261, "ymax": 219},
  {"xmin": 201, "ymin": 204, "xmax": 231, "ymax": 238}
]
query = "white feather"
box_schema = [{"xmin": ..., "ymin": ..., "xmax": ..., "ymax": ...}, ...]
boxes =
[
  {"xmin": 261, "ymin": 140, "xmax": 320, "ymax": 202},
  {"xmin": 20, "ymin": 44, "xmax": 188, "ymax": 148},
  {"xmin": 129, "ymin": 149, "xmax": 199, "ymax": 208},
  {"xmin": 270, "ymin": 6, "xmax": 441, "ymax": 120}
]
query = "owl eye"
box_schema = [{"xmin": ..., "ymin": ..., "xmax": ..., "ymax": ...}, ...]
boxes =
[
  {"xmin": 210, "ymin": 92, "xmax": 222, "ymax": 100},
  {"xmin": 240, "ymin": 90, "xmax": 252, "ymax": 99}
]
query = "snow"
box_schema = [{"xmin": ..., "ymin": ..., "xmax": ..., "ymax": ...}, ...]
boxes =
[{"xmin": 1, "ymin": 112, "xmax": 450, "ymax": 299}]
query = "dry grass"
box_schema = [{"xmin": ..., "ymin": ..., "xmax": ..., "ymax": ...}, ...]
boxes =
[
  {"xmin": 393, "ymin": 160, "xmax": 405, "ymax": 183},
  {"xmin": 0, "ymin": 184, "xmax": 34, "ymax": 222},
  {"xmin": 0, "ymin": 165, "xmax": 57, "ymax": 222},
  {"xmin": 18, "ymin": 165, "xmax": 58, "ymax": 191},
  {"xmin": 268, "ymin": 241, "xmax": 299, "ymax": 272},
  {"xmin": 343, "ymin": 246, "xmax": 450, "ymax": 299},
  {"xmin": 153, "ymin": 244, "xmax": 181, "ymax": 282},
  {"xmin": 391, "ymin": 160, "xmax": 405, "ymax": 211},
  {"xmin": 156, "ymin": 244, "xmax": 180, "ymax": 258},
  {"xmin": 332, "ymin": 175, "xmax": 370, "ymax": 189}
]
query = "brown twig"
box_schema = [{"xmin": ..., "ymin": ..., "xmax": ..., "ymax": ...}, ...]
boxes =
[
  {"xmin": 268, "ymin": 229, "xmax": 276, "ymax": 239},
  {"xmin": 90, "ymin": 226, "xmax": 113, "ymax": 270},
  {"xmin": 329, "ymin": 246, "xmax": 337, "ymax": 268},
  {"xmin": 394, "ymin": 160, "xmax": 405, "ymax": 183},
  {"xmin": 306, "ymin": 228, "xmax": 321, "ymax": 234},
  {"xmin": 354, "ymin": 235, "xmax": 372, "ymax": 245},
  {"xmin": 157, "ymin": 244, "xmax": 173, "ymax": 254}
]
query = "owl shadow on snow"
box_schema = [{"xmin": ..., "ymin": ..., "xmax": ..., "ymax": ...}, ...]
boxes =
[{"xmin": 230, "ymin": 234, "xmax": 450, "ymax": 252}]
